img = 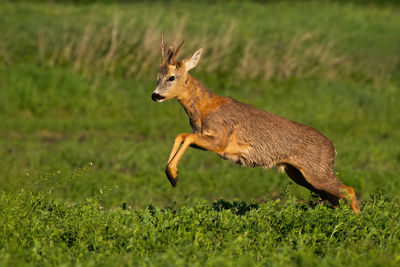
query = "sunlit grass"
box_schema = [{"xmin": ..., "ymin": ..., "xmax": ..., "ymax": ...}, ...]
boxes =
[{"xmin": 0, "ymin": 1, "xmax": 399, "ymax": 265}]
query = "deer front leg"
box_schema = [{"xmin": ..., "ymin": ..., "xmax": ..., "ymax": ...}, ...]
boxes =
[
  {"xmin": 167, "ymin": 133, "xmax": 190, "ymax": 164},
  {"xmin": 165, "ymin": 133, "xmax": 225, "ymax": 187}
]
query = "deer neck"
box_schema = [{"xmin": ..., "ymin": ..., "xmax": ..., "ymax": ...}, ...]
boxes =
[{"xmin": 177, "ymin": 74, "xmax": 226, "ymax": 132}]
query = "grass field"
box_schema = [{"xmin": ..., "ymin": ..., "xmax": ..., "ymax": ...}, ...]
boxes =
[{"xmin": 1, "ymin": 0, "xmax": 400, "ymax": 265}]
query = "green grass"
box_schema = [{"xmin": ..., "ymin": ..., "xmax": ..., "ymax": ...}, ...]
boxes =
[
  {"xmin": 1, "ymin": 190, "xmax": 400, "ymax": 266},
  {"xmin": 0, "ymin": 0, "xmax": 400, "ymax": 265}
]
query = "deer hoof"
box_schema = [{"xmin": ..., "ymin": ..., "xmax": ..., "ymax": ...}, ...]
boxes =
[{"xmin": 165, "ymin": 166, "xmax": 178, "ymax": 187}]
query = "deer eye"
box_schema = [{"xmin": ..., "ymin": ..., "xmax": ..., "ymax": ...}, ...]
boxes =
[{"xmin": 167, "ymin": 76, "xmax": 175, "ymax": 82}]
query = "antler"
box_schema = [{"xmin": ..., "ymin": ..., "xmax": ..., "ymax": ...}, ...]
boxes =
[
  {"xmin": 160, "ymin": 34, "xmax": 165, "ymax": 64},
  {"xmin": 170, "ymin": 40, "xmax": 184, "ymax": 64},
  {"xmin": 161, "ymin": 36, "xmax": 184, "ymax": 64}
]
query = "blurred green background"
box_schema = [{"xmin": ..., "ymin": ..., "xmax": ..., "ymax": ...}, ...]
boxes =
[{"xmin": 1, "ymin": 0, "xmax": 399, "ymax": 209}]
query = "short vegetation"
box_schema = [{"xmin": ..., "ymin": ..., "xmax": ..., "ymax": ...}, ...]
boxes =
[{"xmin": 0, "ymin": 0, "xmax": 399, "ymax": 266}]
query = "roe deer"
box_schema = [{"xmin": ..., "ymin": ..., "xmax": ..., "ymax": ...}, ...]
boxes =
[{"xmin": 151, "ymin": 36, "xmax": 360, "ymax": 214}]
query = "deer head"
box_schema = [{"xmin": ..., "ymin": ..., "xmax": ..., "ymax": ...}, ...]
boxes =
[{"xmin": 151, "ymin": 35, "xmax": 203, "ymax": 102}]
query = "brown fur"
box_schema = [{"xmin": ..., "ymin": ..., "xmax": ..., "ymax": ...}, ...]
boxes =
[{"xmin": 152, "ymin": 39, "xmax": 360, "ymax": 214}]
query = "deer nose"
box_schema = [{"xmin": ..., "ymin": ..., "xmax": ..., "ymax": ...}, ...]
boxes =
[{"xmin": 151, "ymin": 93, "xmax": 165, "ymax": 102}]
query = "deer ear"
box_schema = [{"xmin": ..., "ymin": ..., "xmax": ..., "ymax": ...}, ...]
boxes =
[
  {"xmin": 184, "ymin": 48, "xmax": 202, "ymax": 71},
  {"xmin": 167, "ymin": 45, "xmax": 174, "ymax": 63}
]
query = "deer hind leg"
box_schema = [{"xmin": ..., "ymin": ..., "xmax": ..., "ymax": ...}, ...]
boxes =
[
  {"xmin": 284, "ymin": 164, "xmax": 340, "ymax": 205},
  {"xmin": 312, "ymin": 172, "xmax": 360, "ymax": 214},
  {"xmin": 165, "ymin": 134, "xmax": 225, "ymax": 187},
  {"xmin": 340, "ymin": 184, "xmax": 360, "ymax": 214},
  {"xmin": 284, "ymin": 164, "xmax": 360, "ymax": 214}
]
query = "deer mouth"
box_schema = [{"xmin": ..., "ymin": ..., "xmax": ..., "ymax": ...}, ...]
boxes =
[{"xmin": 151, "ymin": 93, "xmax": 166, "ymax": 102}]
